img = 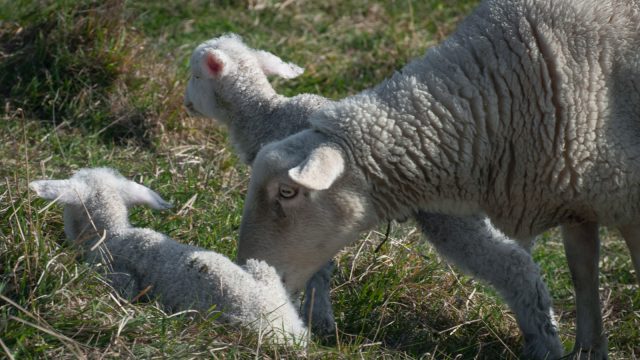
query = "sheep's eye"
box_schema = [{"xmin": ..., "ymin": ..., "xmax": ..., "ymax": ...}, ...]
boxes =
[
  {"xmin": 278, "ymin": 184, "xmax": 297, "ymax": 199},
  {"xmin": 193, "ymin": 75, "xmax": 201, "ymax": 80}
]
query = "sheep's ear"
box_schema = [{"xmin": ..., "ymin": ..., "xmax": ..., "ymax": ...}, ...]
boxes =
[
  {"xmin": 28, "ymin": 179, "xmax": 85, "ymax": 204},
  {"xmin": 254, "ymin": 50, "xmax": 304, "ymax": 79},
  {"xmin": 201, "ymin": 49, "xmax": 231, "ymax": 79},
  {"xmin": 288, "ymin": 146, "xmax": 344, "ymax": 190},
  {"xmin": 120, "ymin": 181, "xmax": 173, "ymax": 210}
]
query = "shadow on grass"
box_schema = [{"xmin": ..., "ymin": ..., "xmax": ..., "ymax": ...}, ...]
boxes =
[
  {"xmin": 328, "ymin": 245, "xmax": 523, "ymax": 359},
  {"xmin": 0, "ymin": 0, "xmax": 161, "ymax": 146}
]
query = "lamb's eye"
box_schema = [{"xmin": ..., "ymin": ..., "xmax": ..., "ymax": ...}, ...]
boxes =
[
  {"xmin": 193, "ymin": 75, "xmax": 201, "ymax": 80},
  {"xmin": 279, "ymin": 184, "xmax": 297, "ymax": 199}
]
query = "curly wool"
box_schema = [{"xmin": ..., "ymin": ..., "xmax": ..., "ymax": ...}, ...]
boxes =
[{"xmin": 312, "ymin": 0, "xmax": 640, "ymax": 237}]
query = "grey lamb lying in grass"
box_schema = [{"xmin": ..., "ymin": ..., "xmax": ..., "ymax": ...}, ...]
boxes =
[
  {"xmin": 233, "ymin": 0, "xmax": 640, "ymax": 358},
  {"xmin": 183, "ymin": 34, "xmax": 562, "ymax": 357},
  {"xmin": 29, "ymin": 168, "xmax": 306, "ymax": 346}
]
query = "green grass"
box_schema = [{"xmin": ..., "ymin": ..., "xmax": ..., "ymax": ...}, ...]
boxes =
[{"xmin": 1, "ymin": 0, "xmax": 638, "ymax": 358}]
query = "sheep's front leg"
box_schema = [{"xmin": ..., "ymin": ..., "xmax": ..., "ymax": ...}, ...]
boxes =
[
  {"xmin": 617, "ymin": 222, "xmax": 640, "ymax": 284},
  {"xmin": 561, "ymin": 222, "xmax": 607, "ymax": 359},
  {"xmin": 302, "ymin": 261, "xmax": 336, "ymax": 336},
  {"xmin": 416, "ymin": 211, "xmax": 563, "ymax": 360}
]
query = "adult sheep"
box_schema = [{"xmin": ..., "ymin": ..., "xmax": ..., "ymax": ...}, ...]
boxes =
[
  {"xmin": 183, "ymin": 34, "xmax": 561, "ymax": 355},
  {"xmin": 236, "ymin": 0, "xmax": 640, "ymax": 358}
]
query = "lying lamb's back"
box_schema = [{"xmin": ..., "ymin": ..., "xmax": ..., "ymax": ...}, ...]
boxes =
[{"xmin": 105, "ymin": 228, "xmax": 305, "ymax": 339}]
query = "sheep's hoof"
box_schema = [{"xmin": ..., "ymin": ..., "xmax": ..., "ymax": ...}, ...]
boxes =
[
  {"xmin": 308, "ymin": 313, "xmax": 335, "ymax": 338},
  {"xmin": 522, "ymin": 333, "xmax": 564, "ymax": 360},
  {"xmin": 567, "ymin": 346, "xmax": 609, "ymax": 360}
]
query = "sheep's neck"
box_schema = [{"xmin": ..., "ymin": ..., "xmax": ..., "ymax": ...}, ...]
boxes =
[
  {"xmin": 221, "ymin": 75, "xmax": 287, "ymax": 163},
  {"xmin": 64, "ymin": 192, "xmax": 130, "ymax": 245}
]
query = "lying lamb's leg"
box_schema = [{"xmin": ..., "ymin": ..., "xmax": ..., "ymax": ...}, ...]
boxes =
[
  {"xmin": 562, "ymin": 222, "xmax": 607, "ymax": 359},
  {"xmin": 617, "ymin": 223, "xmax": 640, "ymax": 284},
  {"xmin": 302, "ymin": 261, "xmax": 336, "ymax": 336},
  {"xmin": 416, "ymin": 211, "xmax": 563, "ymax": 360}
]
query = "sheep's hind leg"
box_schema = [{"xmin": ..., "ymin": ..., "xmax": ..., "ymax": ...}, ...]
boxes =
[
  {"xmin": 416, "ymin": 211, "xmax": 563, "ymax": 360},
  {"xmin": 562, "ymin": 222, "xmax": 607, "ymax": 359},
  {"xmin": 617, "ymin": 222, "xmax": 640, "ymax": 285},
  {"xmin": 302, "ymin": 261, "xmax": 336, "ymax": 336}
]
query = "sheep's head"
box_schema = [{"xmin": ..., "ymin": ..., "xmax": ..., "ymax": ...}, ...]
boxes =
[
  {"xmin": 184, "ymin": 33, "xmax": 304, "ymax": 124},
  {"xmin": 29, "ymin": 168, "xmax": 171, "ymax": 241},
  {"xmin": 237, "ymin": 130, "xmax": 378, "ymax": 292}
]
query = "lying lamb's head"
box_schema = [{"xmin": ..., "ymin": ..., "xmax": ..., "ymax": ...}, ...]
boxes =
[
  {"xmin": 237, "ymin": 130, "xmax": 378, "ymax": 292},
  {"xmin": 29, "ymin": 168, "xmax": 171, "ymax": 241},
  {"xmin": 184, "ymin": 33, "xmax": 304, "ymax": 123}
]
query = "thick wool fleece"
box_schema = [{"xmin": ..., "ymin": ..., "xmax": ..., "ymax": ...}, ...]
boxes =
[{"xmin": 312, "ymin": 0, "xmax": 640, "ymax": 239}]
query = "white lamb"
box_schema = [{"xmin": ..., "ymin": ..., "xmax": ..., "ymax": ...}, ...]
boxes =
[
  {"xmin": 183, "ymin": 34, "xmax": 562, "ymax": 357},
  {"xmin": 184, "ymin": 34, "xmax": 338, "ymax": 335},
  {"xmin": 29, "ymin": 167, "xmax": 306, "ymax": 346},
  {"xmin": 234, "ymin": 0, "xmax": 640, "ymax": 359},
  {"xmin": 184, "ymin": 33, "xmax": 326, "ymax": 164}
]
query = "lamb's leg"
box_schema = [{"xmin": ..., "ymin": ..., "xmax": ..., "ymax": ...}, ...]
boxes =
[
  {"xmin": 617, "ymin": 223, "xmax": 640, "ymax": 284},
  {"xmin": 416, "ymin": 211, "xmax": 563, "ymax": 360},
  {"xmin": 561, "ymin": 222, "xmax": 607, "ymax": 359},
  {"xmin": 302, "ymin": 261, "xmax": 336, "ymax": 336}
]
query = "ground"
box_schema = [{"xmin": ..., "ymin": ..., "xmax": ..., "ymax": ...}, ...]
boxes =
[{"xmin": 1, "ymin": 0, "xmax": 638, "ymax": 358}]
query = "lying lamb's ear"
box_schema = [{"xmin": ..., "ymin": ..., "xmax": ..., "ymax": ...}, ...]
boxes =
[
  {"xmin": 288, "ymin": 146, "xmax": 344, "ymax": 190},
  {"xmin": 253, "ymin": 50, "xmax": 304, "ymax": 79},
  {"xmin": 120, "ymin": 181, "xmax": 173, "ymax": 210},
  {"xmin": 28, "ymin": 179, "xmax": 86, "ymax": 204},
  {"xmin": 201, "ymin": 49, "xmax": 232, "ymax": 79}
]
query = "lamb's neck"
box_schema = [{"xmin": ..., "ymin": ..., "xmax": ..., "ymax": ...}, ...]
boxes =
[
  {"xmin": 64, "ymin": 193, "xmax": 130, "ymax": 244},
  {"xmin": 313, "ymin": 60, "xmax": 491, "ymax": 222},
  {"xmin": 221, "ymin": 76, "xmax": 287, "ymax": 163}
]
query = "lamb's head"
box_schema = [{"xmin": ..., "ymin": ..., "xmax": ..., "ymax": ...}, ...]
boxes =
[
  {"xmin": 237, "ymin": 130, "xmax": 378, "ymax": 292},
  {"xmin": 184, "ymin": 33, "xmax": 304, "ymax": 124},
  {"xmin": 29, "ymin": 168, "xmax": 171, "ymax": 241}
]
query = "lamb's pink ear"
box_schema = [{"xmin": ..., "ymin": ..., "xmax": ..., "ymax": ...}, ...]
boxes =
[
  {"xmin": 201, "ymin": 49, "xmax": 231, "ymax": 79},
  {"xmin": 254, "ymin": 50, "xmax": 304, "ymax": 79},
  {"xmin": 120, "ymin": 181, "xmax": 173, "ymax": 210},
  {"xmin": 28, "ymin": 179, "xmax": 84, "ymax": 204},
  {"xmin": 288, "ymin": 146, "xmax": 344, "ymax": 190}
]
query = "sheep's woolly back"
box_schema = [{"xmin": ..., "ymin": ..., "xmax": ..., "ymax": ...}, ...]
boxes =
[
  {"xmin": 311, "ymin": 0, "xmax": 640, "ymax": 239},
  {"xmin": 106, "ymin": 229, "xmax": 306, "ymax": 344}
]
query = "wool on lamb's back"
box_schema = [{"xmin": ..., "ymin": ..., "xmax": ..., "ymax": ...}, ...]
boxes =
[{"xmin": 311, "ymin": 0, "xmax": 640, "ymax": 239}]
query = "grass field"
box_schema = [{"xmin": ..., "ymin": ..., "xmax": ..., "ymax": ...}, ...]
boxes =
[{"xmin": 1, "ymin": 0, "xmax": 638, "ymax": 358}]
